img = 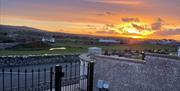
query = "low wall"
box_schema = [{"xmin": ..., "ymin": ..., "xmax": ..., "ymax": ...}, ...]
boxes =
[
  {"xmin": 92, "ymin": 54, "xmax": 180, "ymax": 91},
  {"xmin": 0, "ymin": 54, "xmax": 80, "ymax": 68}
]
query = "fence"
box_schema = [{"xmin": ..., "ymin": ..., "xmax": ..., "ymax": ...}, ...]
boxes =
[{"xmin": 0, "ymin": 55, "xmax": 94, "ymax": 91}]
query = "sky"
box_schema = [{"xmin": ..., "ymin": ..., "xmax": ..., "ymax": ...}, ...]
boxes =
[{"xmin": 0, "ymin": 0, "xmax": 180, "ymax": 40}]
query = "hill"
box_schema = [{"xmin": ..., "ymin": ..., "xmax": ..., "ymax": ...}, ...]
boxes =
[
  {"xmin": 0, "ymin": 25, "xmax": 54, "ymax": 42},
  {"xmin": 0, "ymin": 24, "xmax": 101, "ymax": 43}
]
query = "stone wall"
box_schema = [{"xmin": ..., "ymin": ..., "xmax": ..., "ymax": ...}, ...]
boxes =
[
  {"xmin": 0, "ymin": 54, "xmax": 80, "ymax": 68},
  {"xmin": 92, "ymin": 53, "xmax": 180, "ymax": 91}
]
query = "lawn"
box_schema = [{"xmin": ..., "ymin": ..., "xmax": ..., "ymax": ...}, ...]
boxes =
[
  {"xmin": 0, "ymin": 48, "xmax": 87, "ymax": 56},
  {"xmin": 52, "ymin": 43, "xmax": 177, "ymax": 51},
  {"xmin": 0, "ymin": 43, "xmax": 177, "ymax": 56}
]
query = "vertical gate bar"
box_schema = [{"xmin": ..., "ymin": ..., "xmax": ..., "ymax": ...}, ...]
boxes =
[
  {"xmin": 69, "ymin": 63, "xmax": 70, "ymax": 91},
  {"xmin": 142, "ymin": 52, "xmax": 145, "ymax": 60},
  {"xmin": 70, "ymin": 62, "xmax": 72, "ymax": 91},
  {"xmin": 2, "ymin": 68, "xmax": 4, "ymax": 91},
  {"xmin": 55, "ymin": 65, "xmax": 60, "ymax": 91},
  {"xmin": 32, "ymin": 69, "xmax": 34, "ymax": 91},
  {"xmin": 87, "ymin": 62, "xmax": 94, "ymax": 91},
  {"xmin": 25, "ymin": 69, "xmax": 27, "ymax": 91},
  {"xmin": 75, "ymin": 61, "xmax": 77, "ymax": 89},
  {"xmin": 68, "ymin": 64, "xmax": 70, "ymax": 91},
  {"xmin": 10, "ymin": 69, "xmax": 12, "ymax": 91},
  {"xmin": 44, "ymin": 68, "xmax": 46, "ymax": 90},
  {"xmin": 55, "ymin": 65, "xmax": 62, "ymax": 91},
  {"xmin": 78, "ymin": 60, "xmax": 80, "ymax": 91},
  {"xmin": 18, "ymin": 69, "xmax": 20, "ymax": 91},
  {"xmin": 83, "ymin": 61, "xmax": 85, "ymax": 89},
  {"xmin": 60, "ymin": 66, "xmax": 63, "ymax": 91},
  {"xmin": 50, "ymin": 67, "xmax": 53, "ymax": 91},
  {"xmin": 65, "ymin": 64, "xmax": 68, "ymax": 91},
  {"xmin": 38, "ymin": 69, "xmax": 40, "ymax": 91}
]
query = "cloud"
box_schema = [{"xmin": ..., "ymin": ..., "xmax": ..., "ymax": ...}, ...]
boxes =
[
  {"xmin": 154, "ymin": 28, "xmax": 180, "ymax": 36},
  {"xmin": 87, "ymin": 25, "xmax": 97, "ymax": 30},
  {"xmin": 150, "ymin": 18, "xmax": 180, "ymax": 37},
  {"xmin": 96, "ymin": 30, "xmax": 119, "ymax": 34},
  {"xmin": 97, "ymin": 12, "xmax": 116, "ymax": 16},
  {"xmin": 89, "ymin": 0, "xmax": 143, "ymax": 5},
  {"xmin": 151, "ymin": 18, "xmax": 165, "ymax": 30},
  {"xmin": 105, "ymin": 24, "xmax": 114, "ymax": 28},
  {"xmin": 132, "ymin": 24, "xmax": 145, "ymax": 30},
  {"xmin": 121, "ymin": 17, "xmax": 140, "ymax": 22}
]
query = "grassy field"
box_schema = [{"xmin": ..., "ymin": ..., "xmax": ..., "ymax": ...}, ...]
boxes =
[
  {"xmin": 52, "ymin": 43, "xmax": 177, "ymax": 51},
  {"xmin": 0, "ymin": 43, "xmax": 177, "ymax": 56}
]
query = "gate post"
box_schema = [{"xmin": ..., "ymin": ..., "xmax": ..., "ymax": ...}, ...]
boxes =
[
  {"xmin": 55, "ymin": 65, "xmax": 63, "ymax": 91},
  {"xmin": 87, "ymin": 62, "xmax": 94, "ymax": 91}
]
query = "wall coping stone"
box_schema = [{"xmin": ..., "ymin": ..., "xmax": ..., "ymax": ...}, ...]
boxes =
[
  {"xmin": 93, "ymin": 55, "xmax": 146, "ymax": 64},
  {"xmin": 79, "ymin": 53, "xmax": 95, "ymax": 62},
  {"xmin": 145, "ymin": 53, "xmax": 180, "ymax": 60},
  {"xmin": 0, "ymin": 53, "xmax": 80, "ymax": 58}
]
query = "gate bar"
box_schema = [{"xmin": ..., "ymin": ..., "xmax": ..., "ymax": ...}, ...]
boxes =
[
  {"xmin": 55, "ymin": 65, "xmax": 64, "ymax": 91},
  {"xmin": 87, "ymin": 62, "xmax": 94, "ymax": 91}
]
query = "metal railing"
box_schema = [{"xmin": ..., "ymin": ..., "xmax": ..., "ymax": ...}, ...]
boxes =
[
  {"xmin": 1, "ymin": 67, "xmax": 54, "ymax": 91},
  {"xmin": 0, "ymin": 58, "xmax": 94, "ymax": 91}
]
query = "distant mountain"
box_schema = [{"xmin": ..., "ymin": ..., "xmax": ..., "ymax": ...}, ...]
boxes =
[
  {"xmin": 0, "ymin": 24, "xmax": 97, "ymax": 43},
  {"xmin": 0, "ymin": 25, "xmax": 52, "ymax": 42},
  {"xmin": 0, "ymin": 24, "xmax": 49, "ymax": 35},
  {"xmin": 0, "ymin": 24, "xmax": 90, "ymax": 37}
]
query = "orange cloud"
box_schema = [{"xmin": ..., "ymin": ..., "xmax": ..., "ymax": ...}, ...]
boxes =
[{"xmin": 88, "ymin": 0, "xmax": 143, "ymax": 5}]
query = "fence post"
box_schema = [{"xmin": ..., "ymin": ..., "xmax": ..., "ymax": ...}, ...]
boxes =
[
  {"xmin": 87, "ymin": 62, "xmax": 94, "ymax": 91},
  {"xmin": 55, "ymin": 65, "xmax": 63, "ymax": 91},
  {"xmin": 142, "ymin": 52, "xmax": 145, "ymax": 60}
]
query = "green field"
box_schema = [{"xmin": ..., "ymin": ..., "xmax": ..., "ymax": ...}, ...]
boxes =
[{"xmin": 0, "ymin": 43, "xmax": 177, "ymax": 56}]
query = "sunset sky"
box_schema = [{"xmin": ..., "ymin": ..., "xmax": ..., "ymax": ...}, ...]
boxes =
[{"xmin": 0, "ymin": 0, "xmax": 180, "ymax": 40}]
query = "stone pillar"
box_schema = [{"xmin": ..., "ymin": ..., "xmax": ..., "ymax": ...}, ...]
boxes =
[{"xmin": 178, "ymin": 46, "xmax": 180, "ymax": 57}]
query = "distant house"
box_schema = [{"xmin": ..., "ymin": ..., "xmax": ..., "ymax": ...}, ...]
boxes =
[
  {"xmin": 98, "ymin": 39, "xmax": 120, "ymax": 44},
  {"xmin": 41, "ymin": 37, "xmax": 55, "ymax": 43},
  {"xmin": 159, "ymin": 39, "xmax": 176, "ymax": 45},
  {"xmin": 149, "ymin": 39, "xmax": 176, "ymax": 45}
]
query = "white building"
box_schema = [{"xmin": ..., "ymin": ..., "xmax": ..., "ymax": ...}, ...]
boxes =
[
  {"xmin": 88, "ymin": 47, "xmax": 102, "ymax": 55},
  {"xmin": 41, "ymin": 37, "xmax": 55, "ymax": 43},
  {"xmin": 98, "ymin": 39, "xmax": 120, "ymax": 43}
]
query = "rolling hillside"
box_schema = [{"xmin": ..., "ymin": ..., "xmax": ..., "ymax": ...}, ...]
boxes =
[{"xmin": 0, "ymin": 25, "xmax": 52, "ymax": 42}]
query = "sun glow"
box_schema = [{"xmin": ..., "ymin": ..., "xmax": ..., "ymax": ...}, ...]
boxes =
[
  {"xmin": 116, "ymin": 22, "xmax": 154, "ymax": 38},
  {"xmin": 131, "ymin": 36, "xmax": 144, "ymax": 39}
]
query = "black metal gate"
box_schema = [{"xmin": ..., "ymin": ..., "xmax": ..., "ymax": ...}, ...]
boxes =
[
  {"xmin": 54, "ymin": 61, "xmax": 94, "ymax": 91},
  {"xmin": 0, "ymin": 55, "xmax": 94, "ymax": 91}
]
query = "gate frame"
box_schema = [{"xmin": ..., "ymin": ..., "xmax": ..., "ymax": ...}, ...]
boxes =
[
  {"xmin": 87, "ymin": 62, "xmax": 94, "ymax": 91},
  {"xmin": 55, "ymin": 65, "xmax": 64, "ymax": 91},
  {"xmin": 54, "ymin": 62, "xmax": 94, "ymax": 91}
]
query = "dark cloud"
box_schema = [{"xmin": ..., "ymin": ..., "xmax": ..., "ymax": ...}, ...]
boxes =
[
  {"xmin": 151, "ymin": 18, "xmax": 180, "ymax": 36},
  {"xmin": 151, "ymin": 18, "xmax": 165, "ymax": 30},
  {"xmin": 102, "ymin": 24, "xmax": 115, "ymax": 30},
  {"xmin": 154, "ymin": 28, "xmax": 180, "ymax": 36},
  {"xmin": 96, "ymin": 30, "xmax": 119, "ymax": 34},
  {"xmin": 97, "ymin": 12, "xmax": 115, "ymax": 16},
  {"xmin": 87, "ymin": 25, "xmax": 96, "ymax": 30},
  {"xmin": 95, "ymin": 23, "xmax": 118, "ymax": 34},
  {"xmin": 121, "ymin": 17, "xmax": 139, "ymax": 22},
  {"xmin": 105, "ymin": 24, "xmax": 114, "ymax": 28},
  {"xmin": 132, "ymin": 24, "xmax": 144, "ymax": 30}
]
